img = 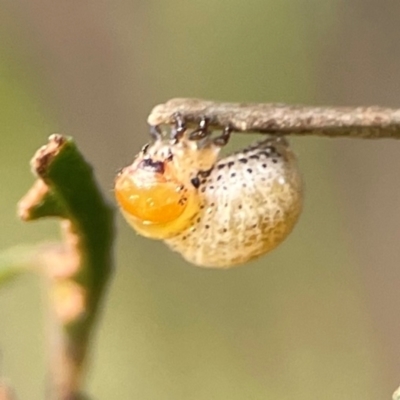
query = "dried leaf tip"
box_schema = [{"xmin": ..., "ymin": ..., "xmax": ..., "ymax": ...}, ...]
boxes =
[{"xmin": 31, "ymin": 134, "xmax": 67, "ymax": 177}]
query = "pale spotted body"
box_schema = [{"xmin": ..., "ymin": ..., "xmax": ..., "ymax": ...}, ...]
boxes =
[
  {"xmin": 165, "ymin": 138, "xmax": 302, "ymax": 267},
  {"xmin": 115, "ymin": 119, "xmax": 303, "ymax": 268}
]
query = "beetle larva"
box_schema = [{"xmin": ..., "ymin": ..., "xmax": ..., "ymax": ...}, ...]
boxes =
[{"xmin": 115, "ymin": 115, "xmax": 303, "ymax": 268}]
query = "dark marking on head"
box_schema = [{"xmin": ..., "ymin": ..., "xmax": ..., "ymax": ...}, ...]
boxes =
[{"xmin": 138, "ymin": 158, "xmax": 165, "ymax": 173}]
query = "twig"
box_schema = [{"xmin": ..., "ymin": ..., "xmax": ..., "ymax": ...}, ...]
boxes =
[
  {"xmin": 148, "ymin": 98, "xmax": 400, "ymax": 139},
  {"xmin": 18, "ymin": 135, "xmax": 114, "ymax": 400}
]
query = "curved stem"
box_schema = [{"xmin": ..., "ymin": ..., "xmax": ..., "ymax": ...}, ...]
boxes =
[{"xmin": 18, "ymin": 134, "xmax": 114, "ymax": 400}]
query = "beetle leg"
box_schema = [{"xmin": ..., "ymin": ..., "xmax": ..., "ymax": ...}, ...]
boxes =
[
  {"xmin": 171, "ymin": 112, "xmax": 187, "ymax": 142},
  {"xmin": 213, "ymin": 126, "xmax": 232, "ymax": 147},
  {"xmin": 188, "ymin": 116, "xmax": 211, "ymax": 141},
  {"xmin": 149, "ymin": 125, "xmax": 162, "ymax": 141}
]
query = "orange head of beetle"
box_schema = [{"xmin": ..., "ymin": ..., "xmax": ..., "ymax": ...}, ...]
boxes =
[{"xmin": 115, "ymin": 137, "xmax": 220, "ymax": 239}]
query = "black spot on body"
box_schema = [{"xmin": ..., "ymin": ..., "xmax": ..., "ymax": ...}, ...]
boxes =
[
  {"xmin": 228, "ymin": 161, "xmax": 235, "ymax": 168},
  {"xmin": 191, "ymin": 177, "xmax": 200, "ymax": 188},
  {"xmin": 217, "ymin": 163, "xmax": 226, "ymax": 170},
  {"xmin": 239, "ymin": 158, "xmax": 248, "ymax": 163},
  {"xmin": 247, "ymin": 168, "xmax": 252, "ymax": 173},
  {"xmin": 199, "ymin": 169, "xmax": 212, "ymax": 178}
]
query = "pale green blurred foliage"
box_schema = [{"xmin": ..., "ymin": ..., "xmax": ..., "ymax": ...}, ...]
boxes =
[{"xmin": 0, "ymin": 1, "xmax": 397, "ymax": 399}]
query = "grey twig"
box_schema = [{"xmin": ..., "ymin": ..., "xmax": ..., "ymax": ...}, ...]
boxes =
[{"xmin": 148, "ymin": 98, "xmax": 400, "ymax": 139}]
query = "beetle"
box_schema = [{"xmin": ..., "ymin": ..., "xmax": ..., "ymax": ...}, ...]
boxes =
[{"xmin": 115, "ymin": 114, "xmax": 303, "ymax": 268}]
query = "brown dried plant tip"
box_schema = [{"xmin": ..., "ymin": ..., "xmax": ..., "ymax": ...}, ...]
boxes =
[
  {"xmin": 148, "ymin": 98, "xmax": 400, "ymax": 139},
  {"xmin": 32, "ymin": 134, "xmax": 67, "ymax": 177},
  {"xmin": 17, "ymin": 179, "xmax": 49, "ymax": 221}
]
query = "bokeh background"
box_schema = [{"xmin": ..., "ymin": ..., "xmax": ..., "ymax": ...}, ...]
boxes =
[{"xmin": 0, "ymin": 1, "xmax": 399, "ymax": 399}]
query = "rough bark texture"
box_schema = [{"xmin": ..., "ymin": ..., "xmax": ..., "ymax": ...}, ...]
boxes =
[{"xmin": 148, "ymin": 98, "xmax": 400, "ymax": 139}]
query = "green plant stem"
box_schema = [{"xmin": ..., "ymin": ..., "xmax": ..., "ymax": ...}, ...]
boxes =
[{"xmin": 18, "ymin": 134, "xmax": 114, "ymax": 400}]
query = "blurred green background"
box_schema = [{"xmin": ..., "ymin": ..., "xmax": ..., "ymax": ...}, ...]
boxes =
[{"xmin": 1, "ymin": 1, "xmax": 399, "ymax": 399}]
